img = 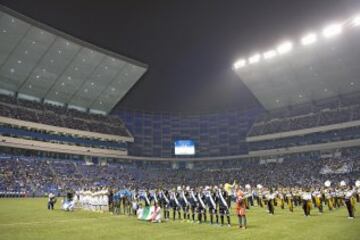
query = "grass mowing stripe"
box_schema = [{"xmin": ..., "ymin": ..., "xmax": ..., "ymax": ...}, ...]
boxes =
[{"xmin": 0, "ymin": 198, "xmax": 359, "ymax": 240}]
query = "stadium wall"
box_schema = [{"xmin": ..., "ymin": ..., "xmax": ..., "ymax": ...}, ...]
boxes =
[{"xmin": 116, "ymin": 108, "xmax": 261, "ymax": 157}]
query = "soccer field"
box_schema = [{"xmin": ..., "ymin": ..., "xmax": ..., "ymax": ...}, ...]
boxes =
[{"xmin": 0, "ymin": 198, "xmax": 359, "ymax": 240}]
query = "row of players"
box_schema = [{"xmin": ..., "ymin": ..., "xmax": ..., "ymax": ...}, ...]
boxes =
[
  {"xmin": 76, "ymin": 188, "xmax": 109, "ymax": 211},
  {"xmin": 73, "ymin": 182, "xmax": 359, "ymax": 227}
]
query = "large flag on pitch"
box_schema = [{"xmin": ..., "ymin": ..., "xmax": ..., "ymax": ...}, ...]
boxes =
[
  {"xmin": 137, "ymin": 206, "xmax": 161, "ymax": 221},
  {"xmin": 137, "ymin": 206, "xmax": 152, "ymax": 221}
]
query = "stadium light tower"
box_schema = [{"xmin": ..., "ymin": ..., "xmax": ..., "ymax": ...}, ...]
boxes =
[
  {"xmin": 301, "ymin": 33, "xmax": 317, "ymax": 45},
  {"xmin": 322, "ymin": 23, "xmax": 342, "ymax": 38},
  {"xmin": 233, "ymin": 59, "xmax": 246, "ymax": 69},
  {"xmin": 263, "ymin": 50, "xmax": 277, "ymax": 60},
  {"xmin": 276, "ymin": 41, "xmax": 293, "ymax": 54},
  {"xmin": 249, "ymin": 54, "xmax": 261, "ymax": 64},
  {"xmin": 352, "ymin": 15, "xmax": 360, "ymax": 26},
  {"xmin": 232, "ymin": 14, "xmax": 360, "ymax": 70}
]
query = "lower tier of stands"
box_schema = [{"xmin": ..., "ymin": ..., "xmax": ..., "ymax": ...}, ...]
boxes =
[{"xmin": 1, "ymin": 146, "xmax": 359, "ymax": 196}]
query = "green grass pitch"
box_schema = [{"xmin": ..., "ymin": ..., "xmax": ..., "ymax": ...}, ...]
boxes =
[{"xmin": 0, "ymin": 198, "xmax": 359, "ymax": 240}]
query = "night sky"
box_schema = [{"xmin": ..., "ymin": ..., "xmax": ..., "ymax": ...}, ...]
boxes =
[{"xmin": 1, "ymin": 0, "xmax": 359, "ymax": 113}]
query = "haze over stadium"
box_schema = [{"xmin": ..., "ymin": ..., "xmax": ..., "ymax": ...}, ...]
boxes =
[{"xmin": 0, "ymin": 1, "xmax": 360, "ymax": 240}]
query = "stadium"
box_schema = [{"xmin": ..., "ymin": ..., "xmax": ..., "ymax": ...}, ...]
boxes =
[{"xmin": 0, "ymin": 1, "xmax": 360, "ymax": 239}]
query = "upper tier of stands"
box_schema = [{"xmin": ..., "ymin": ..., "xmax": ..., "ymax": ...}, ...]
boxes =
[
  {"xmin": 0, "ymin": 94, "xmax": 131, "ymax": 137},
  {"xmin": 248, "ymin": 93, "xmax": 360, "ymax": 137}
]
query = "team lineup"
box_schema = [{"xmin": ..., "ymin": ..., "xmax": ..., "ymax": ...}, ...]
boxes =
[{"xmin": 51, "ymin": 180, "xmax": 359, "ymax": 229}]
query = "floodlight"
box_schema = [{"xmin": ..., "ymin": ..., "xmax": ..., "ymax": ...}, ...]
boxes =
[
  {"xmin": 263, "ymin": 50, "xmax": 277, "ymax": 59},
  {"xmin": 276, "ymin": 41, "xmax": 293, "ymax": 54},
  {"xmin": 322, "ymin": 24, "xmax": 342, "ymax": 38},
  {"xmin": 249, "ymin": 54, "xmax": 261, "ymax": 64},
  {"xmin": 301, "ymin": 33, "xmax": 317, "ymax": 45},
  {"xmin": 352, "ymin": 15, "xmax": 360, "ymax": 26},
  {"xmin": 233, "ymin": 59, "xmax": 246, "ymax": 69}
]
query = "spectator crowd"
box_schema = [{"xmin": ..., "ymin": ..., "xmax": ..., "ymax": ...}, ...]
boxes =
[
  {"xmin": 249, "ymin": 95, "xmax": 360, "ymax": 137},
  {"xmin": 0, "ymin": 94, "xmax": 130, "ymax": 136},
  {"xmin": 1, "ymin": 147, "xmax": 360, "ymax": 197}
]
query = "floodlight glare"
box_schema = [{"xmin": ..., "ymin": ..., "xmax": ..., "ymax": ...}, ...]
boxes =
[
  {"xmin": 263, "ymin": 50, "xmax": 277, "ymax": 59},
  {"xmin": 353, "ymin": 15, "xmax": 360, "ymax": 26},
  {"xmin": 322, "ymin": 24, "xmax": 342, "ymax": 38},
  {"xmin": 301, "ymin": 33, "xmax": 317, "ymax": 45},
  {"xmin": 233, "ymin": 59, "xmax": 246, "ymax": 69},
  {"xmin": 276, "ymin": 41, "xmax": 293, "ymax": 54},
  {"xmin": 249, "ymin": 54, "xmax": 261, "ymax": 64}
]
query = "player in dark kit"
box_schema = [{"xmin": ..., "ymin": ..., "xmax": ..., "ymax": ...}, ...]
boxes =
[
  {"xmin": 141, "ymin": 189, "xmax": 153, "ymax": 207},
  {"xmin": 188, "ymin": 187, "xmax": 198, "ymax": 222},
  {"xmin": 218, "ymin": 185, "xmax": 231, "ymax": 227},
  {"xmin": 179, "ymin": 187, "xmax": 190, "ymax": 221},
  {"xmin": 206, "ymin": 186, "xmax": 219, "ymax": 225},
  {"xmin": 108, "ymin": 188, "xmax": 114, "ymax": 212},
  {"xmin": 197, "ymin": 187, "xmax": 207, "ymax": 223},
  {"xmin": 169, "ymin": 188, "xmax": 181, "ymax": 220},
  {"xmin": 159, "ymin": 189, "xmax": 170, "ymax": 221}
]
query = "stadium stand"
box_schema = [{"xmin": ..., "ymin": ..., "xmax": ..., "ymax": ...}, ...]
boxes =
[
  {"xmin": 248, "ymin": 93, "xmax": 360, "ymax": 137},
  {"xmin": 245, "ymin": 92, "xmax": 360, "ymax": 156},
  {"xmin": 1, "ymin": 146, "xmax": 360, "ymax": 197},
  {"xmin": 1, "ymin": 87, "xmax": 360, "ymax": 199},
  {"xmin": 0, "ymin": 94, "xmax": 131, "ymax": 137}
]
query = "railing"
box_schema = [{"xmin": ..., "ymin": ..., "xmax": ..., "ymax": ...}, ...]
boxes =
[
  {"xmin": 0, "ymin": 136, "xmax": 127, "ymax": 158},
  {"xmin": 0, "ymin": 116, "xmax": 133, "ymax": 142},
  {"xmin": 248, "ymin": 138, "xmax": 360, "ymax": 157},
  {"xmin": 246, "ymin": 119, "xmax": 360, "ymax": 142}
]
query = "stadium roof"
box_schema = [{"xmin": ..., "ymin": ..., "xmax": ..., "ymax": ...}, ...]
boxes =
[
  {"xmin": 234, "ymin": 14, "xmax": 360, "ymax": 110},
  {"xmin": 0, "ymin": 6, "xmax": 147, "ymax": 114},
  {"xmin": 1, "ymin": 1, "xmax": 359, "ymax": 113}
]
